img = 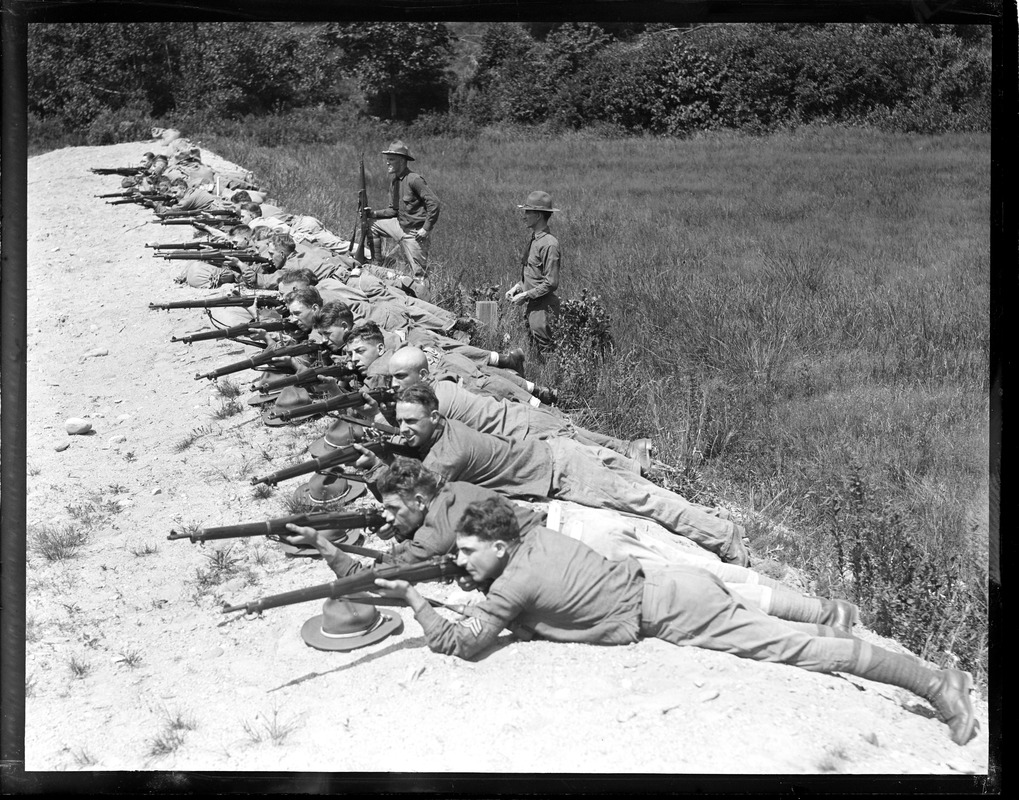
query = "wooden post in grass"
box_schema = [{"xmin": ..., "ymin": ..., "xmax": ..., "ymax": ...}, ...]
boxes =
[{"xmin": 475, "ymin": 300, "xmax": 499, "ymax": 330}]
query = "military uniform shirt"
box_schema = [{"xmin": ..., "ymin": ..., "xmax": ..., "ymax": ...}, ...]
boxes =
[
  {"xmin": 421, "ymin": 418, "xmax": 554, "ymax": 501},
  {"xmin": 416, "ymin": 527, "xmax": 644, "ymax": 660}
]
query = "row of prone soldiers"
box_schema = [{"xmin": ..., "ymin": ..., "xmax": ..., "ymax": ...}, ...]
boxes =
[{"xmin": 97, "ymin": 141, "xmax": 977, "ymax": 748}]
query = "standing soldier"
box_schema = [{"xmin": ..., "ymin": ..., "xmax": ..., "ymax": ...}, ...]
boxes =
[
  {"xmin": 506, "ymin": 190, "xmax": 562, "ymax": 358},
  {"xmin": 366, "ymin": 140, "xmax": 440, "ymax": 303}
]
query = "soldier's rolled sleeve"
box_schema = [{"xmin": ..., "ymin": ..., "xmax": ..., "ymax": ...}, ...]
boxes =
[{"xmin": 416, "ymin": 603, "xmax": 509, "ymax": 660}]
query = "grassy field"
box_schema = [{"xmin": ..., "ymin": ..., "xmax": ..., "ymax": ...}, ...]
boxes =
[{"xmin": 193, "ymin": 125, "xmax": 991, "ymax": 680}]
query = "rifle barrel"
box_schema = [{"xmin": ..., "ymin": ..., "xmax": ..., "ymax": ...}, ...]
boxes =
[
  {"xmin": 249, "ymin": 438, "xmax": 409, "ymax": 486},
  {"xmin": 222, "ymin": 554, "xmax": 465, "ymax": 614},
  {"xmin": 168, "ymin": 509, "xmax": 386, "ymax": 543},
  {"xmin": 194, "ymin": 341, "xmax": 321, "ymax": 380}
]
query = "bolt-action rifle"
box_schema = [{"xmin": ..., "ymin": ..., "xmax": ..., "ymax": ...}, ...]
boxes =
[
  {"xmin": 194, "ymin": 341, "xmax": 325, "ymax": 381},
  {"xmin": 268, "ymin": 388, "xmax": 395, "ymax": 423},
  {"xmin": 168, "ymin": 509, "xmax": 386, "ymax": 544},
  {"xmin": 159, "ymin": 215, "xmax": 241, "ymax": 228},
  {"xmin": 222, "ymin": 553, "xmax": 466, "ymax": 615},
  {"xmin": 157, "ymin": 207, "xmax": 239, "ymax": 220},
  {"xmin": 91, "ymin": 166, "xmax": 146, "ymax": 176},
  {"xmin": 146, "ymin": 240, "xmax": 236, "ymax": 251},
  {"xmin": 110, "ymin": 195, "xmax": 174, "ymax": 206},
  {"xmin": 254, "ymin": 362, "xmax": 361, "ymax": 393},
  {"xmin": 149, "ymin": 294, "xmax": 283, "ymax": 312},
  {"xmin": 352, "ymin": 153, "xmax": 371, "ymax": 265},
  {"xmin": 250, "ymin": 438, "xmax": 414, "ymax": 487},
  {"xmin": 172, "ymin": 319, "xmax": 297, "ymax": 344},
  {"xmin": 160, "ymin": 250, "xmax": 272, "ymax": 265}
]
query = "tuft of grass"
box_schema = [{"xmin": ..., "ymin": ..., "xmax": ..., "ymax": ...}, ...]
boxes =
[
  {"xmin": 123, "ymin": 451, "xmax": 137, "ymax": 463},
  {"xmin": 68, "ymin": 656, "xmax": 92, "ymax": 679},
  {"xmin": 147, "ymin": 729, "xmax": 186, "ymax": 758},
  {"xmin": 30, "ymin": 524, "xmax": 90, "ymax": 561},
  {"xmin": 281, "ymin": 493, "xmax": 317, "ymax": 515},
  {"xmin": 106, "ymin": 483, "xmax": 129, "ymax": 495},
  {"xmin": 172, "ymin": 425, "xmax": 215, "ymax": 454},
  {"xmin": 131, "ymin": 542, "xmax": 160, "ymax": 557},
  {"xmin": 147, "ymin": 709, "xmax": 197, "ymax": 758},
  {"xmin": 64, "ymin": 500, "xmax": 104, "ymax": 528},
  {"xmin": 194, "ymin": 545, "xmax": 242, "ymax": 591},
  {"xmin": 72, "ymin": 748, "xmax": 98, "ymax": 767},
  {"xmin": 211, "ymin": 398, "xmax": 244, "ymax": 420},
  {"xmin": 116, "ymin": 649, "xmax": 143, "ymax": 668},
  {"xmin": 251, "ymin": 483, "xmax": 274, "ymax": 501},
  {"xmin": 242, "ymin": 705, "xmax": 301, "ymax": 747},
  {"xmin": 173, "ymin": 519, "xmax": 203, "ymax": 541},
  {"xmin": 249, "ymin": 542, "xmax": 273, "ymax": 567},
  {"xmin": 214, "ymin": 378, "xmax": 244, "ymax": 399}
]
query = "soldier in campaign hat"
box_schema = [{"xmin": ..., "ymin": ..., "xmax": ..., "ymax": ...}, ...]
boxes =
[
  {"xmin": 365, "ymin": 140, "xmax": 441, "ymax": 303},
  {"xmin": 506, "ymin": 191, "xmax": 562, "ymax": 357}
]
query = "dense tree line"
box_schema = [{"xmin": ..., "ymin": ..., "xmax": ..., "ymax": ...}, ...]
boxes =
[{"xmin": 27, "ymin": 21, "xmax": 991, "ymax": 141}]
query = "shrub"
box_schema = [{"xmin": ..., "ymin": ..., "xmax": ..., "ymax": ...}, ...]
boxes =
[
  {"xmin": 30, "ymin": 524, "xmax": 90, "ymax": 561},
  {"xmin": 819, "ymin": 467, "xmax": 987, "ymax": 676}
]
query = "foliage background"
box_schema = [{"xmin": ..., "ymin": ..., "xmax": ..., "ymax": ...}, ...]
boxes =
[{"xmin": 27, "ymin": 21, "xmax": 992, "ymax": 148}]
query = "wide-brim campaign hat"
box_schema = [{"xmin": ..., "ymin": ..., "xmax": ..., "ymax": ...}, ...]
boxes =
[
  {"xmin": 517, "ymin": 190, "xmax": 559, "ymax": 213},
  {"xmin": 247, "ymin": 390, "xmax": 283, "ymax": 407},
  {"xmin": 381, "ymin": 140, "xmax": 415, "ymax": 161},
  {"xmin": 301, "ymin": 599, "xmax": 403, "ymax": 652},
  {"xmin": 292, "ymin": 471, "xmax": 367, "ymax": 508},
  {"xmin": 261, "ymin": 386, "xmax": 314, "ymax": 427},
  {"xmin": 308, "ymin": 419, "xmax": 364, "ymax": 459}
]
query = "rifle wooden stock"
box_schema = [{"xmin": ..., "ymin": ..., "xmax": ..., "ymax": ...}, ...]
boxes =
[
  {"xmin": 172, "ymin": 319, "xmax": 294, "ymax": 344},
  {"xmin": 250, "ymin": 438, "xmax": 412, "ymax": 486},
  {"xmin": 149, "ymin": 294, "xmax": 281, "ymax": 311},
  {"xmin": 255, "ymin": 362, "xmax": 360, "ymax": 393},
  {"xmin": 194, "ymin": 341, "xmax": 323, "ymax": 380},
  {"xmin": 168, "ymin": 509, "xmax": 386, "ymax": 543},
  {"xmin": 222, "ymin": 554, "xmax": 466, "ymax": 614},
  {"xmin": 268, "ymin": 388, "xmax": 395, "ymax": 422}
]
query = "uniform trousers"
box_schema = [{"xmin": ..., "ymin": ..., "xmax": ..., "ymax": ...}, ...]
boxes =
[
  {"xmin": 371, "ymin": 218, "xmax": 432, "ymax": 301},
  {"xmin": 525, "ymin": 293, "xmax": 560, "ymax": 354},
  {"xmin": 641, "ymin": 566, "xmax": 871, "ymax": 670},
  {"xmin": 546, "ymin": 437, "xmax": 746, "ymax": 564}
]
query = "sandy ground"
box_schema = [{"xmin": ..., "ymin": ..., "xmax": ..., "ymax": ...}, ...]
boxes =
[{"xmin": 20, "ymin": 140, "xmax": 992, "ymax": 780}]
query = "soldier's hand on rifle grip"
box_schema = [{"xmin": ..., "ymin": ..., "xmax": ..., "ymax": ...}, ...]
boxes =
[
  {"xmin": 456, "ymin": 574, "xmax": 481, "ymax": 592},
  {"xmin": 283, "ymin": 523, "xmax": 323, "ymax": 549},
  {"xmin": 359, "ymin": 387, "xmax": 381, "ymax": 415},
  {"xmin": 352, "ymin": 442, "xmax": 384, "ymax": 471},
  {"xmin": 363, "ymin": 207, "xmax": 374, "ymax": 219}
]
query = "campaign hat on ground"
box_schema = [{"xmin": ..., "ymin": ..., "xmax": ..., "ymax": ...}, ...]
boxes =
[
  {"xmin": 301, "ymin": 599, "xmax": 403, "ymax": 652},
  {"xmin": 308, "ymin": 419, "xmax": 363, "ymax": 459},
  {"xmin": 261, "ymin": 386, "xmax": 314, "ymax": 427},
  {"xmin": 517, "ymin": 190, "xmax": 559, "ymax": 213},
  {"xmin": 381, "ymin": 141, "xmax": 415, "ymax": 161},
  {"xmin": 247, "ymin": 390, "xmax": 283, "ymax": 407},
  {"xmin": 292, "ymin": 471, "xmax": 367, "ymax": 508}
]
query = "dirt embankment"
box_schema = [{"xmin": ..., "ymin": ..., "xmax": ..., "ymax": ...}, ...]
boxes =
[{"xmin": 21, "ymin": 141, "xmax": 990, "ymax": 778}]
